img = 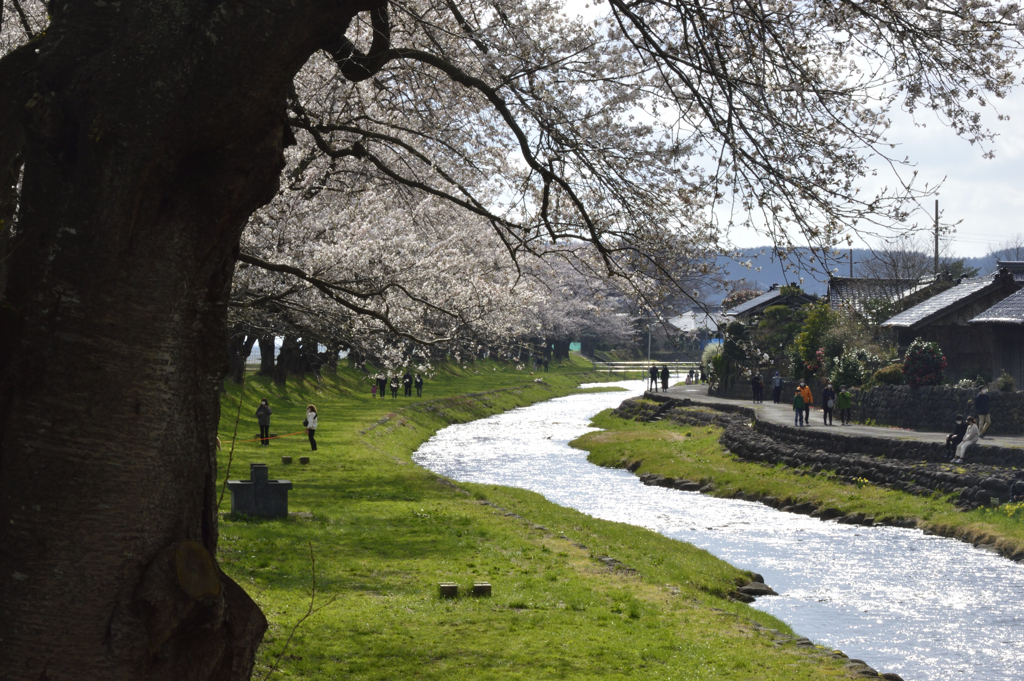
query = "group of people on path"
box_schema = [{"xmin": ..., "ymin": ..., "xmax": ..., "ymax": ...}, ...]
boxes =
[
  {"xmin": 789, "ymin": 380, "xmax": 852, "ymax": 427},
  {"xmin": 255, "ymin": 399, "xmax": 318, "ymax": 451},
  {"xmin": 648, "ymin": 365, "xmax": 670, "ymax": 392},
  {"xmin": 371, "ymin": 372, "xmax": 424, "ymax": 399}
]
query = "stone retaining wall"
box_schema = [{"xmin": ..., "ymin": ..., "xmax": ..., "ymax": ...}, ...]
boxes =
[
  {"xmin": 853, "ymin": 384, "xmax": 1024, "ymax": 436},
  {"xmin": 613, "ymin": 397, "xmax": 1024, "ymax": 526}
]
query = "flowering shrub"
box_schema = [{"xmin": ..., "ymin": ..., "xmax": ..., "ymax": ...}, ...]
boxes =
[
  {"xmin": 902, "ymin": 338, "xmax": 946, "ymax": 387},
  {"xmin": 997, "ymin": 371, "xmax": 1016, "ymax": 393},
  {"xmin": 830, "ymin": 351, "xmax": 865, "ymax": 388}
]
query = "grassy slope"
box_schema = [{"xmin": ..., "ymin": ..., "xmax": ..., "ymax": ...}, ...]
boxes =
[
  {"xmin": 576, "ymin": 405, "xmax": 1024, "ymax": 557},
  {"xmin": 216, "ymin": 360, "xmax": 854, "ymax": 680}
]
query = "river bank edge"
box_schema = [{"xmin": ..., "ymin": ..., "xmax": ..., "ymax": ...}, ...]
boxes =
[
  {"xmin": 590, "ymin": 396, "xmax": 1024, "ymax": 565},
  {"xmin": 216, "ymin": 367, "xmax": 884, "ymax": 680}
]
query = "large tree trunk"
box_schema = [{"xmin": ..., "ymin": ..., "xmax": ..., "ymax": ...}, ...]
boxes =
[
  {"xmin": 258, "ymin": 337, "xmax": 277, "ymax": 377},
  {"xmin": 228, "ymin": 333, "xmax": 259, "ymax": 385},
  {"xmin": 0, "ymin": 2, "xmax": 370, "ymax": 679}
]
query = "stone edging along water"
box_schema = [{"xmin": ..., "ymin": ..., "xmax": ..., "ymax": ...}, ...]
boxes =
[{"xmin": 609, "ymin": 396, "xmax": 1024, "ymax": 564}]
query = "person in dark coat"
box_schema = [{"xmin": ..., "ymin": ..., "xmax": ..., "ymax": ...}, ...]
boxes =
[
  {"xmin": 403, "ymin": 371, "xmax": 413, "ymax": 397},
  {"xmin": 821, "ymin": 383, "xmax": 836, "ymax": 425},
  {"xmin": 1010, "ymin": 478, "xmax": 1024, "ymax": 502},
  {"xmin": 377, "ymin": 374, "xmax": 387, "ymax": 399},
  {"xmin": 255, "ymin": 399, "xmax": 272, "ymax": 446},
  {"xmin": 751, "ymin": 374, "xmax": 763, "ymax": 403},
  {"xmin": 946, "ymin": 415, "xmax": 968, "ymax": 457},
  {"xmin": 649, "ymin": 365, "xmax": 659, "ymax": 392},
  {"xmin": 660, "ymin": 365, "xmax": 670, "ymax": 390},
  {"xmin": 771, "ymin": 372, "xmax": 782, "ymax": 403},
  {"xmin": 699, "ymin": 368, "xmax": 706, "ymax": 383},
  {"xmin": 390, "ymin": 377, "xmax": 399, "ymax": 399},
  {"xmin": 975, "ymin": 387, "xmax": 991, "ymax": 438},
  {"xmin": 415, "ymin": 373, "xmax": 424, "ymax": 397}
]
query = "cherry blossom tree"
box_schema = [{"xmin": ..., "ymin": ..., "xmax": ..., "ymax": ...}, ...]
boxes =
[{"xmin": 2, "ymin": 1, "xmax": 1023, "ymax": 680}]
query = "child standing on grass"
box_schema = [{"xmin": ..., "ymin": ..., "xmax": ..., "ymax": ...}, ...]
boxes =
[
  {"xmin": 371, "ymin": 382, "xmax": 377, "ymax": 399},
  {"xmin": 304, "ymin": 405, "xmax": 318, "ymax": 451},
  {"xmin": 793, "ymin": 388, "xmax": 805, "ymax": 426}
]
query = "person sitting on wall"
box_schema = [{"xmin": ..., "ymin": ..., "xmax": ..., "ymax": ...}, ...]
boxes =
[
  {"xmin": 946, "ymin": 415, "xmax": 968, "ymax": 457},
  {"xmin": 952, "ymin": 416, "xmax": 980, "ymax": 464},
  {"xmin": 1010, "ymin": 478, "xmax": 1024, "ymax": 503}
]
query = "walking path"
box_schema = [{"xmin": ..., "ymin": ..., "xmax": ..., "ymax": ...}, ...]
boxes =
[{"xmin": 649, "ymin": 383, "xmax": 1024, "ymax": 451}]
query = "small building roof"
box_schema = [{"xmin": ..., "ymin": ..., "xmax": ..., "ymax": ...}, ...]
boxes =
[
  {"xmin": 667, "ymin": 309, "xmax": 724, "ymax": 333},
  {"xmin": 827, "ymin": 277, "xmax": 918, "ymax": 313},
  {"xmin": 724, "ymin": 288, "xmax": 782, "ymax": 317},
  {"xmin": 996, "ymin": 261, "xmax": 1024, "ymax": 282},
  {"xmin": 881, "ymin": 273, "xmax": 1001, "ymax": 328},
  {"xmin": 969, "ymin": 287, "xmax": 1024, "ymax": 325}
]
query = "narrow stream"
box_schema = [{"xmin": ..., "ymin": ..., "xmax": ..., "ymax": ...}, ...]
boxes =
[{"xmin": 413, "ymin": 381, "xmax": 1024, "ymax": 681}]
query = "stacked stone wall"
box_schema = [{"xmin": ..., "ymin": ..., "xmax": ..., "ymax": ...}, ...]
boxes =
[{"xmin": 853, "ymin": 385, "xmax": 1024, "ymax": 436}]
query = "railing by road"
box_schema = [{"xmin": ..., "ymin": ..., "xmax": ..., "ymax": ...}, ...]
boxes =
[{"xmin": 590, "ymin": 360, "xmax": 702, "ymax": 379}]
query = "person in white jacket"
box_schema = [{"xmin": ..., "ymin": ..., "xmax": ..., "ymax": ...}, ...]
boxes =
[
  {"xmin": 304, "ymin": 404, "xmax": 318, "ymax": 451},
  {"xmin": 953, "ymin": 416, "xmax": 979, "ymax": 463}
]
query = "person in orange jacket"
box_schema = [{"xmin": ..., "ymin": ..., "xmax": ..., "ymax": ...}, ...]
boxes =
[{"xmin": 799, "ymin": 380, "xmax": 814, "ymax": 426}]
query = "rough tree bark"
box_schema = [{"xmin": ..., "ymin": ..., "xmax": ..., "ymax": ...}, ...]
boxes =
[{"xmin": 0, "ymin": 1, "xmax": 379, "ymax": 679}]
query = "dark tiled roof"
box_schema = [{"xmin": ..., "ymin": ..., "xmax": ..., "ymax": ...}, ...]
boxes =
[
  {"xmin": 996, "ymin": 261, "xmax": 1024, "ymax": 282},
  {"xmin": 724, "ymin": 289, "xmax": 781, "ymax": 317},
  {"xmin": 881, "ymin": 275, "xmax": 997, "ymax": 328},
  {"xmin": 827, "ymin": 277, "xmax": 917, "ymax": 312},
  {"xmin": 969, "ymin": 288, "xmax": 1024, "ymax": 324}
]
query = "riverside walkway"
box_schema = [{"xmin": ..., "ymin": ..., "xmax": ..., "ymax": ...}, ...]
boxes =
[{"xmin": 648, "ymin": 383, "xmax": 1024, "ymax": 452}]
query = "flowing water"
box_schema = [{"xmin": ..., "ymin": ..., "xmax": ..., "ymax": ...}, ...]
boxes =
[{"xmin": 413, "ymin": 381, "xmax": 1024, "ymax": 681}]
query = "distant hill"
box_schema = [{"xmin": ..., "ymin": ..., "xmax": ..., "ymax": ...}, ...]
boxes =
[{"xmin": 707, "ymin": 248, "xmax": 997, "ymax": 303}]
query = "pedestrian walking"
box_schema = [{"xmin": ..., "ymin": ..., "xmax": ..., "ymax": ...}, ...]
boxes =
[
  {"xmin": 772, "ymin": 372, "xmax": 782, "ymax": 403},
  {"xmin": 821, "ymin": 383, "xmax": 836, "ymax": 425},
  {"xmin": 255, "ymin": 398, "xmax": 272, "ymax": 446},
  {"xmin": 945, "ymin": 414, "xmax": 967, "ymax": 457},
  {"xmin": 836, "ymin": 385, "xmax": 853, "ymax": 425},
  {"xmin": 415, "ymin": 373, "xmax": 424, "ymax": 397},
  {"xmin": 304, "ymin": 405, "xmax": 318, "ymax": 452},
  {"xmin": 699, "ymin": 368, "xmax": 706, "ymax": 384},
  {"xmin": 660, "ymin": 365, "xmax": 670, "ymax": 391},
  {"xmin": 371, "ymin": 382, "xmax": 377, "ymax": 399},
  {"xmin": 975, "ymin": 387, "xmax": 992, "ymax": 438},
  {"xmin": 751, "ymin": 373, "xmax": 763, "ymax": 403},
  {"xmin": 403, "ymin": 371, "xmax": 413, "ymax": 397},
  {"xmin": 799, "ymin": 380, "xmax": 813, "ymax": 425},
  {"xmin": 793, "ymin": 388, "xmax": 805, "ymax": 426},
  {"xmin": 376, "ymin": 374, "xmax": 387, "ymax": 399},
  {"xmin": 543, "ymin": 358, "xmax": 549, "ymax": 372},
  {"xmin": 390, "ymin": 377, "xmax": 399, "ymax": 399},
  {"xmin": 952, "ymin": 416, "xmax": 979, "ymax": 463},
  {"xmin": 649, "ymin": 365, "xmax": 659, "ymax": 392}
]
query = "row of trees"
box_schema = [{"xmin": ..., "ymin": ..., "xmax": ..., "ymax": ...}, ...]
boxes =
[{"xmin": 4, "ymin": 0, "xmax": 1024, "ymax": 679}]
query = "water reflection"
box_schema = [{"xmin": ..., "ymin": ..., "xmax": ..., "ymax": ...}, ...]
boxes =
[{"xmin": 413, "ymin": 381, "xmax": 1024, "ymax": 681}]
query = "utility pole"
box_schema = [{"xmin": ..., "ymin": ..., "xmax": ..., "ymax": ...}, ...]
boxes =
[
  {"xmin": 850, "ymin": 248, "xmax": 854, "ymax": 278},
  {"xmin": 934, "ymin": 199, "xmax": 940, "ymax": 276}
]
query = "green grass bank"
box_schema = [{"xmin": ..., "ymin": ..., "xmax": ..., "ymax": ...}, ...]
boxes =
[
  {"xmin": 215, "ymin": 359, "xmax": 861, "ymax": 680},
  {"xmin": 577, "ymin": 404, "xmax": 1024, "ymax": 559}
]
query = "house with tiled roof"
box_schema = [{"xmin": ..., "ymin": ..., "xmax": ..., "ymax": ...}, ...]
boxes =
[
  {"xmin": 723, "ymin": 284, "xmax": 816, "ymax": 322},
  {"xmin": 968, "ymin": 286, "xmax": 1024, "ymax": 388},
  {"xmin": 826, "ymin": 274, "xmax": 952, "ymax": 315},
  {"xmin": 881, "ymin": 269, "xmax": 1020, "ymax": 381}
]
